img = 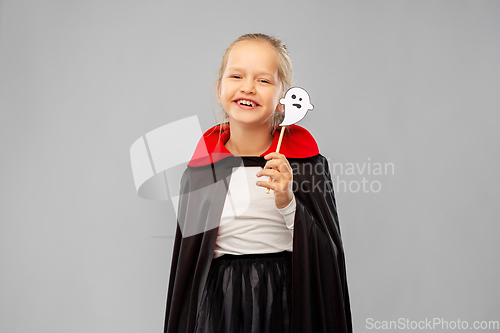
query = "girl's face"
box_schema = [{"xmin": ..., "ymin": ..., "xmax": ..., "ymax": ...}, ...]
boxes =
[{"xmin": 218, "ymin": 40, "xmax": 282, "ymax": 129}]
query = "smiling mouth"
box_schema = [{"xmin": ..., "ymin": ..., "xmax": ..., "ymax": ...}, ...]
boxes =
[
  {"xmin": 293, "ymin": 103, "xmax": 302, "ymax": 109},
  {"xmin": 236, "ymin": 99, "xmax": 259, "ymax": 107}
]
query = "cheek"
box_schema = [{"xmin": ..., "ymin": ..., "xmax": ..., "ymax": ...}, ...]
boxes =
[
  {"xmin": 218, "ymin": 85, "xmax": 229, "ymax": 102},
  {"xmin": 220, "ymin": 81, "xmax": 236, "ymax": 99}
]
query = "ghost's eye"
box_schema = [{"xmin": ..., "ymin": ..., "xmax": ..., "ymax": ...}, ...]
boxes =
[
  {"xmin": 299, "ymin": 98, "xmax": 302, "ymax": 101},
  {"xmin": 292, "ymin": 94, "xmax": 296, "ymax": 99}
]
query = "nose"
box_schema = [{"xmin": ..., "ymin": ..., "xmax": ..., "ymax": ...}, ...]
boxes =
[{"xmin": 240, "ymin": 79, "xmax": 256, "ymax": 94}]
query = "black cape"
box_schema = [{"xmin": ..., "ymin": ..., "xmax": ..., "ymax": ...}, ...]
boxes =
[{"xmin": 164, "ymin": 125, "xmax": 352, "ymax": 333}]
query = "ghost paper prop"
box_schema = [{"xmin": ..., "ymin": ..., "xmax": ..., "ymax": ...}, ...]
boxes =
[{"xmin": 279, "ymin": 87, "xmax": 314, "ymax": 126}]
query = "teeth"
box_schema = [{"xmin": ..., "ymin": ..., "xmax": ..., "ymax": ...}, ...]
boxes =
[{"xmin": 238, "ymin": 99, "xmax": 256, "ymax": 107}]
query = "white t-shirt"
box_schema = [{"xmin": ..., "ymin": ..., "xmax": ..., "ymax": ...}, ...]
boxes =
[{"xmin": 213, "ymin": 166, "xmax": 296, "ymax": 258}]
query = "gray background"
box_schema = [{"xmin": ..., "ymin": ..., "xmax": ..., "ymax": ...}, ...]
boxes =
[{"xmin": 1, "ymin": 0, "xmax": 499, "ymax": 332}]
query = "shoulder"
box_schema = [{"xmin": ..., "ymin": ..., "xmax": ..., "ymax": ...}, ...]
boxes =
[
  {"xmin": 187, "ymin": 124, "xmax": 231, "ymax": 167},
  {"xmin": 277, "ymin": 124, "xmax": 319, "ymax": 158},
  {"xmin": 288, "ymin": 154, "xmax": 330, "ymax": 175}
]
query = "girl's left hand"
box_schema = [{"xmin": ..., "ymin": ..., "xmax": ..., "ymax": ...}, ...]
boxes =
[{"xmin": 256, "ymin": 152, "xmax": 294, "ymax": 209}]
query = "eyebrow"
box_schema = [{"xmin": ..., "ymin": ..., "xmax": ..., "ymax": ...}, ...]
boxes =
[
  {"xmin": 226, "ymin": 67, "xmax": 276, "ymax": 77},
  {"xmin": 226, "ymin": 66, "xmax": 242, "ymax": 71}
]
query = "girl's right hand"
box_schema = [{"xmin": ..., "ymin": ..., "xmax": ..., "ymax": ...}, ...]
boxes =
[{"xmin": 256, "ymin": 152, "xmax": 294, "ymax": 209}]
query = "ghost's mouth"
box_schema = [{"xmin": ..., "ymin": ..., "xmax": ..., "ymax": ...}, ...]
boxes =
[{"xmin": 293, "ymin": 103, "xmax": 302, "ymax": 109}]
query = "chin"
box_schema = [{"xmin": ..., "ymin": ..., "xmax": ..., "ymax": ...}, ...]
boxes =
[{"xmin": 230, "ymin": 115, "xmax": 272, "ymax": 128}]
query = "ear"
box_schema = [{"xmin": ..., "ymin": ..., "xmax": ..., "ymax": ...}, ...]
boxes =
[
  {"xmin": 275, "ymin": 103, "xmax": 284, "ymax": 113},
  {"xmin": 216, "ymin": 82, "xmax": 221, "ymax": 104}
]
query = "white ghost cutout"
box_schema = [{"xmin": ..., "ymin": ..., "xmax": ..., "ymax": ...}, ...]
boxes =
[{"xmin": 278, "ymin": 87, "xmax": 314, "ymax": 126}]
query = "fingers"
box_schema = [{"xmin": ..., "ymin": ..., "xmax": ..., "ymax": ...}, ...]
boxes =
[
  {"xmin": 257, "ymin": 160, "xmax": 292, "ymax": 183},
  {"xmin": 256, "ymin": 168, "xmax": 282, "ymax": 180},
  {"xmin": 263, "ymin": 153, "xmax": 292, "ymax": 175},
  {"xmin": 256, "ymin": 152, "xmax": 293, "ymax": 190},
  {"xmin": 258, "ymin": 153, "xmax": 294, "ymax": 208},
  {"xmin": 255, "ymin": 179, "xmax": 279, "ymax": 191}
]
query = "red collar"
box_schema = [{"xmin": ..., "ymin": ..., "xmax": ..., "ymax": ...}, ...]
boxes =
[{"xmin": 188, "ymin": 124, "xmax": 319, "ymax": 167}]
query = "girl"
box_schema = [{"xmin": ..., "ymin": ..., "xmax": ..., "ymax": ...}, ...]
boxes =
[{"xmin": 164, "ymin": 33, "xmax": 352, "ymax": 333}]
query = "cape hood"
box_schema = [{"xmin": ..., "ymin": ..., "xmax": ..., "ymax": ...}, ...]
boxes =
[{"xmin": 188, "ymin": 124, "xmax": 320, "ymax": 167}]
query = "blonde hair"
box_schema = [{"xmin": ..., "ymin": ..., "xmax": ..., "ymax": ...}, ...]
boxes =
[{"xmin": 215, "ymin": 33, "xmax": 294, "ymax": 133}]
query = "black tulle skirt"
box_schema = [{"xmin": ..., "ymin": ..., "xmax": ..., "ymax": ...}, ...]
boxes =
[{"xmin": 195, "ymin": 251, "xmax": 292, "ymax": 333}]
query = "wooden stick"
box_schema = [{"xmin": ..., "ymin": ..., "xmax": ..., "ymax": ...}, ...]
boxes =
[{"xmin": 266, "ymin": 126, "xmax": 286, "ymax": 194}]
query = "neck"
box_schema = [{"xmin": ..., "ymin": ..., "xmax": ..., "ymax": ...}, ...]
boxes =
[{"xmin": 225, "ymin": 121, "xmax": 274, "ymax": 156}]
